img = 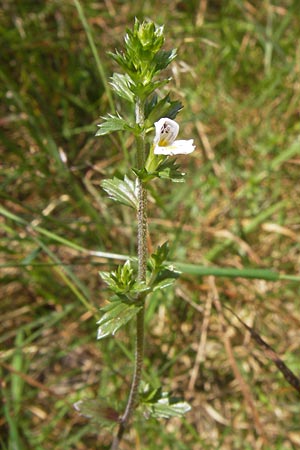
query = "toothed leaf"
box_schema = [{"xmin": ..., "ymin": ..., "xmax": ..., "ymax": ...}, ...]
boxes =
[
  {"xmin": 110, "ymin": 73, "xmax": 135, "ymax": 102},
  {"xmin": 101, "ymin": 176, "xmax": 138, "ymax": 209},
  {"xmin": 97, "ymin": 301, "xmax": 142, "ymax": 339},
  {"xmin": 96, "ymin": 114, "xmax": 131, "ymax": 136},
  {"xmin": 145, "ymin": 396, "xmax": 192, "ymax": 419},
  {"xmin": 145, "ymin": 93, "xmax": 183, "ymax": 122},
  {"xmin": 140, "ymin": 385, "xmax": 191, "ymax": 419},
  {"xmin": 74, "ymin": 399, "xmax": 119, "ymax": 427}
]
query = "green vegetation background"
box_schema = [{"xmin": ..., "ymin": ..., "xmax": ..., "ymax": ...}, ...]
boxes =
[{"xmin": 1, "ymin": 1, "xmax": 300, "ymax": 449}]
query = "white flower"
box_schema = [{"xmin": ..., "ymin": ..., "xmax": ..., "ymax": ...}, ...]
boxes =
[{"xmin": 153, "ymin": 118, "xmax": 195, "ymax": 156}]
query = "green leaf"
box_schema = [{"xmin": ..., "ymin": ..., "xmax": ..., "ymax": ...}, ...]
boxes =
[
  {"xmin": 144, "ymin": 93, "xmax": 159, "ymax": 119},
  {"xmin": 152, "ymin": 278, "xmax": 177, "ymax": 291},
  {"xmin": 137, "ymin": 159, "xmax": 186, "ymax": 183},
  {"xmin": 148, "ymin": 244, "xmax": 180, "ymax": 292},
  {"xmin": 108, "ymin": 19, "xmax": 170, "ymax": 91},
  {"xmin": 99, "ymin": 259, "xmax": 149, "ymax": 302},
  {"xmin": 96, "ymin": 114, "xmax": 131, "ymax": 136},
  {"xmin": 74, "ymin": 399, "xmax": 119, "ymax": 426},
  {"xmin": 110, "ymin": 73, "xmax": 135, "ymax": 102},
  {"xmin": 145, "ymin": 396, "xmax": 192, "ymax": 419},
  {"xmin": 101, "ymin": 175, "xmax": 138, "ymax": 209},
  {"xmin": 134, "ymin": 19, "xmax": 164, "ymax": 52},
  {"xmin": 153, "ymin": 49, "xmax": 177, "ymax": 72},
  {"xmin": 157, "ymin": 159, "xmax": 186, "ymax": 182},
  {"xmin": 150, "ymin": 266, "xmax": 180, "ymax": 290},
  {"xmin": 132, "ymin": 167, "xmax": 156, "ymax": 183},
  {"xmin": 136, "ymin": 79, "xmax": 170, "ymax": 99},
  {"xmin": 150, "ymin": 242, "xmax": 170, "ymax": 266},
  {"xmin": 97, "ymin": 301, "xmax": 142, "ymax": 339},
  {"xmin": 99, "ymin": 259, "xmax": 136, "ymax": 293},
  {"xmin": 145, "ymin": 93, "xmax": 183, "ymax": 123},
  {"xmin": 140, "ymin": 385, "xmax": 191, "ymax": 419},
  {"xmin": 139, "ymin": 384, "xmax": 163, "ymax": 403},
  {"xmin": 173, "ymin": 262, "xmax": 282, "ymax": 281}
]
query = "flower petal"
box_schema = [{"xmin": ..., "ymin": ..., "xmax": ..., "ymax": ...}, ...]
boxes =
[
  {"xmin": 154, "ymin": 118, "xmax": 179, "ymax": 146},
  {"xmin": 154, "ymin": 139, "xmax": 195, "ymax": 156}
]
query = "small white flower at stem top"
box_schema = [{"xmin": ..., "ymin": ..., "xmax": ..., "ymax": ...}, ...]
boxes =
[{"xmin": 153, "ymin": 118, "xmax": 195, "ymax": 156}]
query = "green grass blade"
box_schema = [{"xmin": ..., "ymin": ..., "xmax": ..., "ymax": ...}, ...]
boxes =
[
  {"xmin": 73, "ymin": 0, "xmax": 114, "ymax": 111},
  {"xmin": 173, "ymin": 262, "xmax": 280, "ymax": 281}
]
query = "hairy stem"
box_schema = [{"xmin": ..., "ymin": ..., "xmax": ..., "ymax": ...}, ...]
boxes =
[{"xmin": 111, "ymin": 98, "xmax": 147, "ymax": 450}]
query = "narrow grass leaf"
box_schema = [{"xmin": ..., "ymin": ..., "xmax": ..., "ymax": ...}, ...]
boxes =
[
  {"xmin": 173, "ymin": 263, "xmax": 280, "ymax": 281},
  {"xmin": 73, "ymin": 0, "xmax": 114, "ymax": 111}
]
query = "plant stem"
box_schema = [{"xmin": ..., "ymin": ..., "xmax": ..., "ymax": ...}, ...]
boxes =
[{"xmin": 111, "ymin": 98, "xmax": 147, "ymax": 450}]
